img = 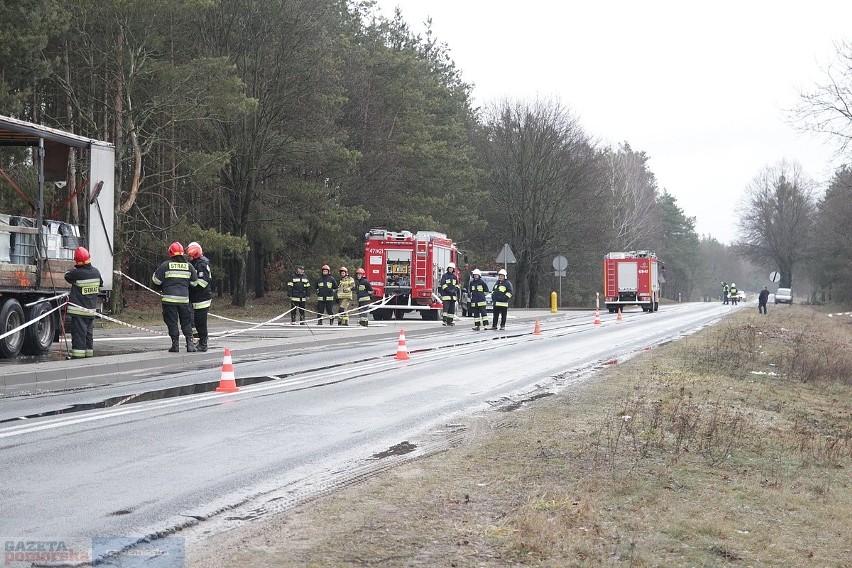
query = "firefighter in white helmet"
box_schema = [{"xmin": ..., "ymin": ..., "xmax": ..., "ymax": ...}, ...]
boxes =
[
  {"xmin": 440, "ymin": 262, "xmax": 460, "ymax": 326},
  {"xmin": 468, "ymin": 268, "xmax": 489, "ymax": 331},
  {"xmin": 490, "ymin": 268, "xmax": 513, "ymax": 330}
]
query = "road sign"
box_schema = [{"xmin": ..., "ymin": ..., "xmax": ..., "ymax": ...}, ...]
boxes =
[
  {"xmin": 552, "ymin": 255, "xmax": 568, "ymax": 271},
  {"xmin": 496, "ymin": 243, "xmax": 516, "ymax": 264},
  {"xmin": 769, "ymin": 271, "xmax": 780, "ymax": 283},
  {"xmin": 554, "ymin": 270, "xmax": 566, "ymax": 277}
]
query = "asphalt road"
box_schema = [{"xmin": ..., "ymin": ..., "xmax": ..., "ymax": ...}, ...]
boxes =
[{"xmin": 0, "ymin": 303, "xmax": 741, "ymax": 567}]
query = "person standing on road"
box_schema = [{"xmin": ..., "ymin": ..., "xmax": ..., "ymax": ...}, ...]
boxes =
[
  {"xmin": 287, "ymin": 265, "xmax": 310, "ymax": 325},
  {"xmin": 336, "ymin": 267, "xmax": 356, "ymax": 326},
  {"xmin": 758, "ymin": 286, "xmax": 769, "ymax": 314},
  {"xmin": 490, "ymin": 269, "xmax": 513, "ymax": 330},
  {"xmin": 315, "ymin": 264, "xmax": 337, "ymax": 325},
  {"xmin": 722, "ymin": 281, "xmax": 729, "ymax": 305},
  {"xmin": 729, "ymin": 282, "xmax": 739, "ymax": 306},
  {"xmin": 468, "ymin": 268, "xmax": 489, "ymax": 331},
  {"xmin": 354, "ymin": 267, "xmax": 373, "ymax": 327},
  {"xmin": 64, "ymin": 246, "xmax": 103, "ymax": 359},
  {"xmin": 186, "ymin": 241, "xmax": 212, "ymax": 352},
  {"xmin": 152, "ymin": 242, "xmax": 198, "ymax": 352},
  {"xmin": 440, "ymin": 262, "xmax": 460, "ymax": 326}
]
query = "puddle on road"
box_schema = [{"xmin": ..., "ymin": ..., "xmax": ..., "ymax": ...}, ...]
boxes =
[{"xmin": 0, "ymin": 376, "xmax": 276, "ymax": 423}]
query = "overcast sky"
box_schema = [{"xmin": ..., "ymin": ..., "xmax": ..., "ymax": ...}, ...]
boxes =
[{"xmin": 374, "ymin": 0, "xmax": 851, "ymax": 244}]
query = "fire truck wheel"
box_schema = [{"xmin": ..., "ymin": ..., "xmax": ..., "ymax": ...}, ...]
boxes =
[
  {"xmin": 0, "ymin": 298, "xmax": 26, "ymax": 358},
  {"xmin": 22, "ymin": 301, "xmax": 57, "ymax": 355}
]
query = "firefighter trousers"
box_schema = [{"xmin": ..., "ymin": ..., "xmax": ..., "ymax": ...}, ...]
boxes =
[
  {"xmin": 163, "ymin": 302, "xmax": 193, "ymax": 340},
  {"xmin": 442, "ymin": 299, "xmax": 456, "ymax": 325},
  {"xmin": 70, "ymin": 315, "xmax": 95, "ymax": 358},
  {"xmin": 290, "ymin": 298, "xmax": 306, "ymax": 322}
]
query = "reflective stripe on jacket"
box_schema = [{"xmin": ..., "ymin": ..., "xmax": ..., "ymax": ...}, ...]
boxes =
[
  {"xmin": 287, "ymin": 273, "xmax": 310, "ymax": 300},
  {"xmin": 469, "ymin": 277, "xmax": 489, "ymax": 307},
  {"xmin": 316, "ymin": 274, "xmax": 337, "ymax": 301},
  {"xmin": 356, "ymin": 277, "xmax": 373, "ymax": 303}
]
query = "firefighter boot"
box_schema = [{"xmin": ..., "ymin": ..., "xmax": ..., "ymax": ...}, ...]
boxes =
[
  {"xmin": 197, "ymin": 337, "xmax": 208, "ymax": 352},
  {"xmin": 317, "ymin": 316, "xmax": 323, "ymax": 325},
  {"xmin": 186, "ymin": 338, "xmax": 197, "ymax": 353},
  {"xmin": 168, "ymin": 337, "xmax": 180, "ymax": 353}
]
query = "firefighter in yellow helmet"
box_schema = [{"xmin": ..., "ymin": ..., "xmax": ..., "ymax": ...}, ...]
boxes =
[{"xmin": 336, "ymin": 266, "xmax": 356, "ymax": 325}]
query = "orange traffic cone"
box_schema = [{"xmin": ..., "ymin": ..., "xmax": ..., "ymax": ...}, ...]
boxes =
[
  {"xmin": 394, "ymin": 330, "xmax": 410, "ymax": 361},
  {"xmin": 593, "ymin": 309, "xmax": 602, "ymax": 325},
  {"xmin": 533, "ymin": 318, "xmax": 542, "ymax": 335},
  {"xmin": 215, "ymin": 347, "xmax": 240, "ymax": 393},
  {"xmin": 616, "ymin": 308, "xmax": 623, "ymax": 322}
]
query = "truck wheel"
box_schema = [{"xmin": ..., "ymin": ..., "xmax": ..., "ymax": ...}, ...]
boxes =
[
  {"xmin": 0, "ymin": 298, "xmax": 26, "ymax": 358},
  {"xmin": 420, "ymin": 309, "xmax": 439, "ymax": 321},
  {"xmin": 22, "ymin": 301, "xmax": 57, "ymax": 355}
]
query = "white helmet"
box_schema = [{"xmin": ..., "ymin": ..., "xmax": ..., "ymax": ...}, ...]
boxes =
[
  {"xmin": 731, "ymin": 282, "xmax": 736, "ymax": 287},
  {"xmin": 498, "ymin": 269, "xmax": 507, "ymax": 276},
  {"xmin": 447, "ymin": 262, "xmax": 456, "ymax": 270},
  {"xmin": 472, "ymin": 268, "xmax": 481, "ymax": 276}
]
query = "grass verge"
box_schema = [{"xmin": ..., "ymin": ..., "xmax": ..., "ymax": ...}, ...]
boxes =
[{"xmin": 188, "ymin": 305, "xmax": 852, "ymax": 567}]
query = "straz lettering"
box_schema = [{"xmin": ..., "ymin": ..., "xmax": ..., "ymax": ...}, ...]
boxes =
[
  {"xmin": 168, "ymin": 262, "xmax": 189, "ymax": 270},
  {"xmin": 81, "ymin": 285, "xmax": 100, "ymax": 295}
]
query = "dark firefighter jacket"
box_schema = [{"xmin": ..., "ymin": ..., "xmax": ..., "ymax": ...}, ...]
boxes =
[
  {"xmin": 64, "ymin": 264, "xmax": 103, "ymax": 317},
  {"xmin": 492, "ymin": 279, "xmax": 514, "ymax": 308},
  {"xmin": 469, "ymin": 276, "xmax": 489, "ymax": 308},
  {"xmin": 440, "ymin": 270, "xmax": 460, "ymax": 301},
  {"xmin": 152, "ymin": 256, "xmax": 198, "ymax": 304}
]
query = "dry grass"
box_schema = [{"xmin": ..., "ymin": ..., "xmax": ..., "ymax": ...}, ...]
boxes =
[{"xmin": 188, "ymin": 305, "xmax": 852, "ymax": 567}]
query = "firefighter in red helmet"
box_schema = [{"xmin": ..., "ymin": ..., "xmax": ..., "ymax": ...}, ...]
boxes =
[
  {"xmin": 152, "ymin": 242, "xmax": 198, "ymax": 352},
  {"xmin": 186, "ymin": 241, "xmax": 212, "ymax": 351},
  {"xmin": 336, "ymin": 266, "xmax": 355, "ymax": 325},
  {"xmin": 354, "ymin": 267, "xmax": 373, "ymax": 327},
  {"xmin": 315, "ymin": 264, "xmax": 337, "ymax": 325},
  {"xmin": 64, "ymin": 246, "xmax": 103, "ymax": 358}
]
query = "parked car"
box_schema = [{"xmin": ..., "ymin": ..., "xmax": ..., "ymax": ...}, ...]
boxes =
[
  {"xmin": 775, "ymin": 287, "xmax": 793, "ymax": 304},
  {"xmin": 459, "ymin": 270, "xmax": 499, "ymax": 316}
]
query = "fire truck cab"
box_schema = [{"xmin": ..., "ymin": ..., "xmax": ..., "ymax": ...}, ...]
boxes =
[{"xmin": 364, "ymin": 228, "xmax": 459, "ymax": 320}]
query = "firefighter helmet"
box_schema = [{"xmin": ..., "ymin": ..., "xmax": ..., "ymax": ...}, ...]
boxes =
[
  {"xmin": 356, "ymin": 267, "xmax": 365, "ymax": 276},
  {"xmin": 74, "ymin": 246, "xmax": 91, "ymax": 265},
  {"xmin": 498, "ymin": 269, "xmax": 507, "ymax": 276},
  {"xmin": 186, "ymin": 241, "xmax": 203, "ymax": 260},
  {"xmin": 321, "ymin": 264, "xmax": 330, "ymax": 272},
  {"xmin": 168, "ymin": 242, "xmax": 184, "ymax": 257},
  {"xmin": 339, "ymin": 266, "xmax": 348, "ymax": 274},
  {"xmin": 472, "ymin": 268, "xmax": 481, "ymax": 276},
  {"xmin": 731, "ymin": 282, "xmax": 736, "ymax": 287},
  {"xmin": 447, "ymin": 262, "xmax": 456, "ymax": 271}
]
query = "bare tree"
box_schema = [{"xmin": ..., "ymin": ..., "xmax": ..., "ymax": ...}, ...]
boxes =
[
  {"xmin": 478, "ymin": 98, "xmax": 601, "ymax": 306},
  {"xmin": 795, "ymin": 41, "xmax": 852, "ymax": 154},
  {"xmin": 603, "ymin": 143, "xmax": 660, "ymax": 250},
  {"xmin": 737, "ymin": 160, "xmax": 817, "ymax": 288}
]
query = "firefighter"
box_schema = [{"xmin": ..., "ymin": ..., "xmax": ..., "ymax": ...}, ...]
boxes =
[
  {"xmin": 63, "ymin": 246, "xmax": 103, "ymax": 358},
  {"xmin": 729, "ymin": 282, "xmax": 739, "ymax": 305},
  {"xmin": 722, "ymin": 281, "xmax": 729, "ymax": 304},
  {"xmin": 336, "ymin": 266, "xmax": 356, "ymax": 325},
  {"xmin": 152, "ymin": 242, "xmax": 198, "ymax": 352},
  {"xmin": 469, "ymin": 268, "xmax": 489, "ymax": 331},
  {"xmin": 287, "ymin": 265, "xmax": 310, "ymax": 325},
  {"xmin": 315, "ymin": 264, "xmax": 337, "ymax": 325},
  {"xmin": 440, "ymin": 262, "xmax": 460, "ymax": 326},
  {"xmin": 490, "ymin": 268, "xmax": 513, "ymax": 330},
  {"xmin": 355, "ymin": 267, "xmax": 373, "ymax": 326},
  {"xmin": 186, "ymin": 241, "xmax": 212, "ymax": 352}
]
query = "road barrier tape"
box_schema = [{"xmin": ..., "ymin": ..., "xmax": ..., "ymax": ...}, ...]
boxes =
[
  {"xmin": 114, "ymin": 269, "xmax": 163, "ymax": 297},
  {"xmin": 66, "ymin": 302, "xmax": 168, "ymax": 336},
  {"xmin": 25, "ymin": 292, "xmax": 69, "ymax": 308}
]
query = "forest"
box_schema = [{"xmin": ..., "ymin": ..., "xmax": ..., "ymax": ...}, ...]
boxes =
[{"xmin": 2, "ymin": 0, "xmax": 850, "ymax": 310}]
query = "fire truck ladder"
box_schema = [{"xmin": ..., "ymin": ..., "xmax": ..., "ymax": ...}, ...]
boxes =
[
  {"xmin": 606, "ymin": 262, "xmax": 617, "ymax": 298},
  {"xmin": 414, "ymin": 239, "xmax": 428, "ymax": 288}
]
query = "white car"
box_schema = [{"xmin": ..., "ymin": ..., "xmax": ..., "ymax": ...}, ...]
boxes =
[{"xmin": 774, "ymin": 288, "xmax": 793, "ymax": 304}]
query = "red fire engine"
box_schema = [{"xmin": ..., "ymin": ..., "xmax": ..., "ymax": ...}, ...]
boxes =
[
  {"xmin": 364, "ymin": 228, "xmax": 459, "ymax": 320},
  {"xmin": 603, "ymin": 250, "xmax": 664, "ymax": 313}
]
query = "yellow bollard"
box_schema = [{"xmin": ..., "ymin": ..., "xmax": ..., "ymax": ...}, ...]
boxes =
[{"xmin": 551, "ymin": 291, "xmax": 558, "ymax": 313}]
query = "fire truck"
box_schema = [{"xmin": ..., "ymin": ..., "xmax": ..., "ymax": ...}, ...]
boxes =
[
  {"xmin": 364, "ymin": 228, "xmax": 459, "ymax": 320},
  {"xmin": 603, "ymin": 250, "xmax": 663, "ymax": 313}
]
